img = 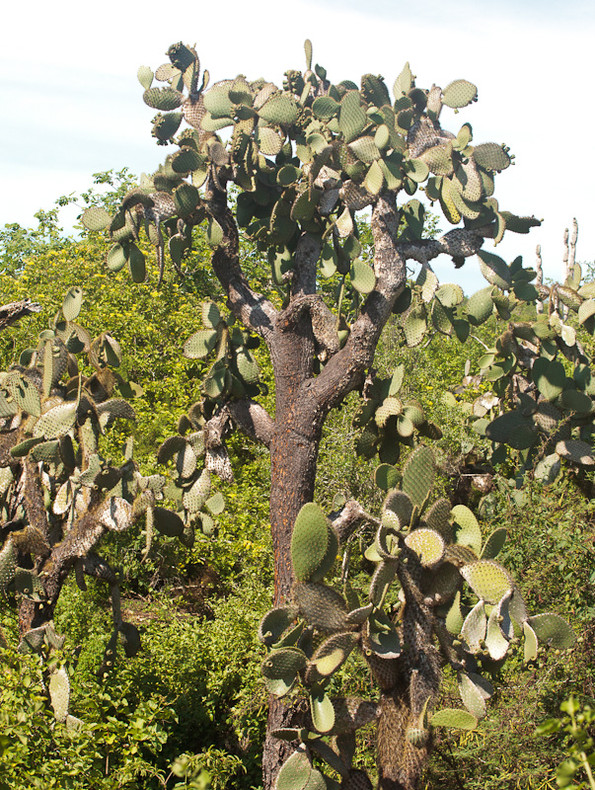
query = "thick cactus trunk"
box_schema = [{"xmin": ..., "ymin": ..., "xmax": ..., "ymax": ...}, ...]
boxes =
[{"xmin": 263, "ymin": 317, "xmax": 324, "ymax": 785}]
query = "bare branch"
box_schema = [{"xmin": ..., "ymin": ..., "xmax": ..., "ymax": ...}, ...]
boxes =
[
  {"xmin": 397, "ymin": 225, "xmax": 494, "ymax": 267},
  {"xmin": 308, "ymin": 192, "xmax": 406, "ymax": 411},
  {"xmin": 0, "ymin": 300, "xmax": 41, "ymax": 332},
  {"xmin": 330, "ymin": 499, "xmax": 379, "ymax": 544},
  {"xmin": 204, "ymin": 174, "xmax": 278, "ymax": 344},
  {"xmin": 227, "ymin": 399, "xmax": 275, "ymax": 449}
]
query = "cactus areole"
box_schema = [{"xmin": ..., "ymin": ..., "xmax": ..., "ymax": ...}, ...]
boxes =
[{"xmin": 80, "ymin": 40, "xmax": 579, "ymax": 790}]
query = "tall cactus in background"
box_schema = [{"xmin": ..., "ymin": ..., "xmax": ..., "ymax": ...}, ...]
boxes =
[
  {"xmin": 0, "ymin": 289, "xmax": 183, "ymax": 721},
  {"xmin": 84, "ymin": 41, "xmax": 593, "ymax": 788}
]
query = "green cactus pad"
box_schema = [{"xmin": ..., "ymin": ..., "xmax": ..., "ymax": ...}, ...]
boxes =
[
  {"xmin": 200, "ymin": 301, "xmax": 221, "ymax": 329},
  {"xmin": 261, "ymin": 646, "xmax": 307, "ymax": 680},
  {"xmin": 258, "ymin": 606, "xmax": 299, "ymax": 646},
  {"xmin": 442, "ymin": 80, "xmax": 477, "ymax": 109},
  {"xmin": 485, "ymin": 601, "xmax": 511, "ymax": 660},
  {"xmin": 481, "ymin": 528, "xmax": 507, "ymax": 559},
  {"xmin": 294, "ymin": 583, "xmax": 348, "ymax": 633},
  {"xmin": 527, "ymin": 613, "xmax": 575, "ymax": 649},
  {"xmin": 152, "ymin": 112, "xmax": 183, "ymax": 142},
  {"xmin": 339, "ymin": 90, "xmax": 367, "ymax": 143},
  {"xmin": 49, "ymin": 668, "xmax": 70, "ymax": 722},
  {"xmin": 275, "ymin": 749, "xmax": 326, "ymax": 790},
  {"xmin": 461, "ymin": 599, "xmax": 486, "ymax": 653},
  {"xmin": 106, "ymin": 243, "xmax": 128, "ymax": 272},
  {"xmin": 485, "ymin": 411, "xmax": 537, "ymax": 451},
  {"xmin": 143, "ymin": 87, "xmax": 183, "ymax": 111},
  {"xmin": 81, "ymin": 206, "xmax": 112, "ymax": 232},
  {"xmin": 255, "ymin": 126, "xmax": 284, "ymax": 156},
  {"xmin": 420, "ymin": 144, "xmax": 454, "ymax": 176},
  {"xmin": 62, "ymin": 286, "xmax": 83, "ymax": 322},
  {"xmin": 405, "ymin": 528, "xmax": 445, "ymax": 567},
  {"xmin": 458, "ymin": 671, "xmax": 486, "ymax": 719},
  {"xmin": 450, "ymin": 505, "xmax": 482, "ymax": 555},
  {"xmin": 309, "ymin": 632, "xmax": 359, "ymax": 681},
  {"xmin": 350, "ymin": 260, "xmax": 376, "ymax": 294},
  {"xmin": 369, "ymin": 561, "xmax": 397, "ymax": 606},
  {"xmin": 14, "ymin": 569, "xmax": 45, "ymax": 600},
  {"xmin": 430, "ymin": 708, "xmax": 478, "ymax": 730},
  {"xmin": 7, "ymin": 374, "xmax": 41, "ymax": 417},
  {"xmin": 346, "ymin": 602, "xmax": 374, "ymax": 626},
  {"xmin": 505, "ymin": 588, "xmax": 527, "ymax": 632},
  {"xmin": 555, "ymin": 439, "xmax": 594, "ymax": 466},
  {"xmin": 375, "ymin": 523, "xmax": 400, "ymax": 562},
  {"xmin": 0, "ymin": 539, "xmax": 17, "ymax": 589},
  {"xmin": 310, "ymin": 686, "xmax": 336, "ymax": 733},
  {"xmin": 204, "ymin": 492, "xmax": 224, "ymax": 515},
  {"xmin": 466, "ymin": 288, "xmax": 493, "ymax": 326},
  {"xmin": 18, "ymin": 625, "xmax": 46, "ymax": 654},
  {"xmin": 200, "ymin": 81, "xmax": 232, "ymax": 118},
  {"xmin": 424, "ymin": 498, "xmax": 453, "ymax": 541},
  {"xmin": 398, "ymin": 401, "xmax": 422, "ymax": 434},
  {"xmin": 119, "ymin": 622, "xmax": 141, "ymax": 657},
  {"xmin": 383, "ymin": 490, "xmax": 413, "ymax": 529},
  {"xmin": 424, "ymin": 562, "xmax": 460, "ymax": 604},
  {"xmin": 472, "ymin": 143, "xmax": 511, "ymax": 172},
  {"xmin": 258, "ymin": 94, "xmax": 299, "ymax": 125},
  {"xmin": 366, "ymin": 609, "xmax": 402, "ymax": 658},
  {"xmin": 174, "ymin": 183, "xmax": 200, "ymax": 217},
  {"xmin": 291, "ymin": 503, "xmax": 337, "ymax": 583},
  {"xmin": 153, "ymin": 507, "xmax": 185, "ymax": 537},
  {"xmin": 445, "ymin": 591, "xmax": 464, "ymax": 636},
  {"xmin": 523, "ymin": 620, "xmax": 538, "ymax": 662},
  {"xmin": 183, "ymin": 329, "xmax": 218, "ymax": 359},
  {"xmin": 96, "ymin": 399, "xmax": 136, "ymax": 430},
  {"xmin": 235, "ymin": 348, "xmax": 260, "ymax": 384},
  {"xmin": 10, "ymin": 437, "xmax": 44, "ymax": 458},
  {"xmin": 33, "ymin": 402, "xmax": 76, "ymax": 439},
  {"xmin": 460, "ymin": 560, "xmax": 512, "ymax": 604},
  {"xmin": 157, "ymin": 436, "xmax": 187, "ymax": 466},
  {"xmin": 402, "ymin": 446, "xmax": 435, "ymax": 508},
  {"xmin": 176, "ymin": 443, "xmax": 197, "ymax": 479},
  {"xmin": 532, "ymin": 358, "xmax": 565, "ymax": 402},
  {"xmin": 270, "ymin": 727, "xmax": 308, "ymax": 742},
  {"xmin": 436, "ymin": 283, "xmax": 464, "ymax": 309},
  {"xmin": 374, "ymin": 463, "xmax": 399, "ymax": 491},
  {"xmin": 477, "ymin": 251, "xmax": 512, "ymax": 289}
]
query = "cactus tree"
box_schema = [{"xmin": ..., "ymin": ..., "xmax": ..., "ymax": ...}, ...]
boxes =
[
  {"xmin": 86, "ymin": 41, "xmax": 581, "ymax": 789},
  {"xmin": 0, "ymin": 289, "xmax": 179, "ymax": 704}
]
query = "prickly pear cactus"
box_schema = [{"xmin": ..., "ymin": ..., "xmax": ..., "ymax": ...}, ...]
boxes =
[
  {"xmin": 259, "ymin": 446, "xmax": 574, "ymax": 787},
  {"xmin": 86, "ymin": 38, "xmax": 537, "ymax": 356},
  {"xmin": 428, "ymin": 228, "xmax": 595, "ymax": 488},
  {"xmin": 0, "ymin": 289, "xmax": 177, "ymax": 681}
]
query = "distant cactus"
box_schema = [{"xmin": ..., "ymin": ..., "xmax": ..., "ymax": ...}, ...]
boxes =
[{"xmin": 0, "ymin": 289, "xmax": 182, "ymax": 718}]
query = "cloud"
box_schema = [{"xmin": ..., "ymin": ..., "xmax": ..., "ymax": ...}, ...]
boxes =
[{"xmin": 1, "ymin": 0, "xmax": 593, "ymax": 291}]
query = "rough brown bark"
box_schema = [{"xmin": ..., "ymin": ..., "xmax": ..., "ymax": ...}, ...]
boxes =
[{"xmin": 204, "ymin": 178, "xmax": 492, "ymax": 789}]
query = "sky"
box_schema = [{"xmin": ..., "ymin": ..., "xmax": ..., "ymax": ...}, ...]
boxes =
[{"xmin": 2, "ymin": 0, "xmax": 594, "ymax": 293}]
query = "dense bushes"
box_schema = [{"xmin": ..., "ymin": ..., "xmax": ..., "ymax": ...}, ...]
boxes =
[{"xmin": 0, "ymin": 194, "xmax": 594, "ymax": 788}]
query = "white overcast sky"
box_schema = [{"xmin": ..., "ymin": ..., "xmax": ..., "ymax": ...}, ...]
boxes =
[{"xmin": 2, "ymin": 0, "xmax": 594, "ymax": 292}]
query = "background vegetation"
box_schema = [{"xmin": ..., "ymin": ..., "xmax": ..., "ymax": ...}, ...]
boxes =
[{"xmin": 0, "ymin": 176, "xmax": 593, "ymax": 789}]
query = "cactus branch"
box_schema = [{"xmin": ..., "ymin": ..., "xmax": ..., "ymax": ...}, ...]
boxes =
[
  {"xmin": 398, "ymin": 225, "xmax": 494, "ymax": 267},
  {"xmin": 204, "ymin": 173, "xmax": 277, "ymax": 343},
  {"xmin": 226, "ymin": 399, "xmax": 275, "ymax": 449},
  {"xmin": 0, "ymin": 300, "xmax": 41, "ymax": 331}
]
